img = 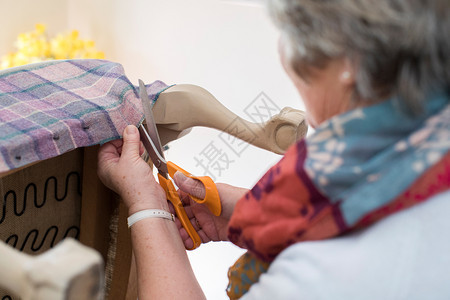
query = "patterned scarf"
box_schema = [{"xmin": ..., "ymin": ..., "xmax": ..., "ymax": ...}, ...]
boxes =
[
  {"xmin": 227, "ymin": 92, "xmax": 450, "ymax": 298},
  {"xmin": 0, "ymin": 59, "xmax": 169, "ymax": 173}
]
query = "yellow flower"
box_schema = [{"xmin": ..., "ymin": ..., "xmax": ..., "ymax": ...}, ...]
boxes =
[
  {"xmin": 70, "ymin": 30, "xmax": 79, "ymax": 40},
  {"xmin": 0, "ymin": 24, "xmax": 105, "ymax": 70},
  {"xmin": 35, "ymin": 23, "xmax": 46, "ymax": 35},
  {"xmin": 85, "ymin": 40, "xmax": 95, "ymax": 48}
]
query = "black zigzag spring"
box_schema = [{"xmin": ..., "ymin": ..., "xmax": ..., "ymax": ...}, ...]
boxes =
[
  {"xmin": 1, "ymin": 172, "xmax": 82, "ymax": 298},
  {"xmin": 5, "ymin": 225, "xmax": 80, "ymax": 252},
  {"xmin": 0, "ymin": 172, "xmax": 81, "ymax": 224}
]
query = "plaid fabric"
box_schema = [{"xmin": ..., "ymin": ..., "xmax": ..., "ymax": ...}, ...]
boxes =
[{"xmin": 0, "ymin": 59, "xmax": 169, "ymax": 172}]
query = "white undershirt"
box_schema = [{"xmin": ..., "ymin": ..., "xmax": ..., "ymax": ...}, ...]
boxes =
[{"xmin": 243, "ymin": 190, "xmax": 450, "ymax": 300}]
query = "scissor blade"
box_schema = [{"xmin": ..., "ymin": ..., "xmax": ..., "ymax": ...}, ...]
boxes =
[
  {"xmin": 138, "ymin": 79, "xmax": 168, "ymax": 175},
  {"xmin": 138, "ymin": 126, "xmax": 168, "ymax": 176}
]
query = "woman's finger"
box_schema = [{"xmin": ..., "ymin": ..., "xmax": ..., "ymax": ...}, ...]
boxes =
[
  {"xmin": 182, "ymin": 204, "xmax": 194, "ymax": 218},
  {"xmin": 190, "ymin": 217, "xmax": 201, "ymax": 231},
  {"xmin": 121, "ymin": 125, "xmax": 142, "ymax": 160},
  {"xmin": 173, "ymin": 171, "xmax": 206, "ymax": 200},
  {"xmin": 179, "ymin": 226, "xmax": 211, "ymax": 249},
  {"xmin": 98, "ymin": 142, "xmax": 119, "ymax": 159}
]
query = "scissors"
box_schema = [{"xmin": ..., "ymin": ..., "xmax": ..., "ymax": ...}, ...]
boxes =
[{"xmin": 137, "ymin": 79, "xmax": 221, "ymax": 250}]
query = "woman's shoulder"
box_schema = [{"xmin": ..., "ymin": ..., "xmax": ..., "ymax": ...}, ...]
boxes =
[{"xmin": 243, "ymin": 190, "xmax": 450, "ymax": 300}]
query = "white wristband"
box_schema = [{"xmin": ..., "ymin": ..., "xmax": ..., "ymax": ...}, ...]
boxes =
[{"xmin": 127, "ymin": 209, "xmax": 175, "ymax": 228}]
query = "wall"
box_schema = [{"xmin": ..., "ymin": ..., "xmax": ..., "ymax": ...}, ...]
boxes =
[{"xmin": 0, "ymin": 0, "xmax": 68, "ymax": 57}]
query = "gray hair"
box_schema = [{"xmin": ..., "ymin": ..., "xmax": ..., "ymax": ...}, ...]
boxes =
[{"xmin": 267, "ymin": 0, "xmax": 450, "ymax": 113}]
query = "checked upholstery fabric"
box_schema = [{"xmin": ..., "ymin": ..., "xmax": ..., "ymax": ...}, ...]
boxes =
[{"xmin": 0, "ymin": 59, "xmax": 168, "ymax": 173}]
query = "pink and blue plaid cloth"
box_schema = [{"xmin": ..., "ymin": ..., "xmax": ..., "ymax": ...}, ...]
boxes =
[{"xmin": 0, "ymin": 59, "xmax": 169, "ymax": 172}]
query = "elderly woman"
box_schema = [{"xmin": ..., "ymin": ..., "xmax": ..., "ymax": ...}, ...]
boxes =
[{"xmin": 97, "ymin": 0, "xmax": 449, "ymax": 299}]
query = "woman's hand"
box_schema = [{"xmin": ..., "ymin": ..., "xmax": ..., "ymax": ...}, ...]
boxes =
[
  {"xmin": 98, "ymin": 125, "xmax": 205, "ymax": 299},
  {"xmin": 97, "ymin": 125, "xmax": 168, "ymax": 214},
  {"xmin": 172, "ymin": 172, "xmax": 248, "ymax": 249}
]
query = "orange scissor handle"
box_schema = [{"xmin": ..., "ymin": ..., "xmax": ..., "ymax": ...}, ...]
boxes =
[
  {"xmin": 158, "ymin": 173, "xmax": 202, "ymax": 250},
  {"xmin": 167, "ymin": 161, "xmax": 222, "ymax": 217}
]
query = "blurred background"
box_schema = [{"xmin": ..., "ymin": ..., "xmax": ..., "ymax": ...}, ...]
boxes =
[{"xmin": 1, "ymin": 0, "xmax": 304, "ymax": 298}]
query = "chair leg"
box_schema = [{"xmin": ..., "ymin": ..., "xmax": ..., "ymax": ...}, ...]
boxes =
[{"xmin": 0, "ymin": 238, "xmax": 103, "ymax": 300}]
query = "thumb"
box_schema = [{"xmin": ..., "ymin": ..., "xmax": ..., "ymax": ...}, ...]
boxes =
[
  {"xmin": 173, "ymin": 171, "xmax": 206, "ymax": 200},
  {"xmin": 121, "ymin": 125, "xmax": 142, "ymax": 160}
]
